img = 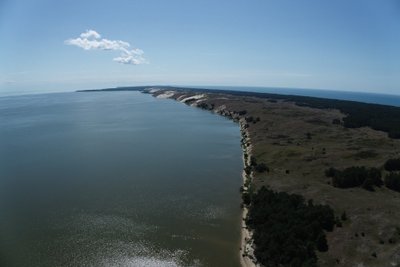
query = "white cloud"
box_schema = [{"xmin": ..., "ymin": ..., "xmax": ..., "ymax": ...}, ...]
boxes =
[
  {"xmin": 80, "ymin": 30, "xmax": 101, "ymax": 39},
  {"xmin": 65, "ymin": 30, "xmax": 147, "ymax": 65}
]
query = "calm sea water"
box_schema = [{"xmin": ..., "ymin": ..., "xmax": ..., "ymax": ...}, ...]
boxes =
[{"xmin": 0, "ymin": 91, "xmax": 243, "ymax": 267}]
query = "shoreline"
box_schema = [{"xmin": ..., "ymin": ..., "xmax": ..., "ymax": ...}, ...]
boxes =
[
  {"xmin": 203, "ymin": 95, "xmax": 258, "ymax": 267},
  {"xmin": 239, "ymin": 120, "xmax": 257, "ymax": 267},
  {"xmin": 151, "ymin": 88, "xmax": 259, "ymax": 267},
  {"xmin": 147, "ymin": 88, "xmax": 259, "ymax": 266},
  {"xmin": 201, "ymin": 93, "xmax": 258, "ymax": 267}
]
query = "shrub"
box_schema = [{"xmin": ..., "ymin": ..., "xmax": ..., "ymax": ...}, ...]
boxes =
[
  {"xmin": 242, "ymin": 192, "xmax": 251, "ymax": 205},
  {"xmin": 361, "ymin": 178, "xmax": 375, "ymax": 191},
  {"xmin": 316, "ymin": 233, "xmax": 328, "ymax": 252},
  {"xmin": 325, "ymin": 167, "xmax": 338, "ymax": 178},
  {"xmin": 331, "ymin": 166, "xmax": 368, "ymax": 188},
  {"xmin": 367, "ymin": 167, "xmax": 383, "ymax": 187},
  {"xmin": 384, "ymin": 158, "xmax": 400, "ymax": 171},
  {"xmin": 335, "ymin": 217, "xmax": 342, "ymax": 227},
  {"xmin": 250, "ymin": 156, "xmax": 257, "ymax": 166},
  {"xmin": 384, "ymin": 173, "xmax": 400, "ymax": 192},
  {"xmin": 245, "ymin": 116, "xmax": 254, "ymax": 123},
  {"xmin": 254, "ymin": 163, "xmax": 269, "ymax": 173},
  {"xmin": 341, "ymin": 211, "xmax": 347, "ymax": 221},
  {"xmin": 244, "ymin": 166, "xmax": 252, "ymax": 175}
]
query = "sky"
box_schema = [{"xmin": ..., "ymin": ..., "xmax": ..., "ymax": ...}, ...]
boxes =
[{"xmin": 0, "ymin": 0, "xmax": 399, "ymax": 96}]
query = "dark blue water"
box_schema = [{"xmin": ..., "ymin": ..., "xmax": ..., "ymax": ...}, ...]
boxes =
[
  {"xmin": 187, "ymin": 86, "xmax": 400, "ymax": 107},
  {"xmin": 0, "ymin": 91, "xmax": 243, "ymax": 267}
]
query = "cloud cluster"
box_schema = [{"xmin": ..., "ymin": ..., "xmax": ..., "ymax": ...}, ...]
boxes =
[{"xmin": 65, "ymin": 30, "xmax": 146, "ymax": 65}]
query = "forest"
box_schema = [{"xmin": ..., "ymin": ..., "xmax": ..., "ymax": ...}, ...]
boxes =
[
  {"xmin": 246, "ymin": 187, "xmax": 335, "ymax": 267},
  {"xmin": 384, "ymin": 158, "xmax": 400, "ymax": 171},
  {"xmin": 326, "ymin": 160, "xmax": 400, "ymax": 193},
  {"xmin": 326, "ymin": 166, "xmax": 383, "ymax": 191}
]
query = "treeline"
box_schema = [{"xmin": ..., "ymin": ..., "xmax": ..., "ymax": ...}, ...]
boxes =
[
  {"xmin": 289, "ymin": 96, "xmax": 400, "ymax": 139},
  {"xmin": 326, "ymin": 166, "xmax": 382, "ymax": 191},
  {"xmin": 246, "ymin": 187, "xmax": 335, "ymax": 267},
  {"xmin": 384, "ymin": 158, "xmax": 400, "ymax": 172},
  {"xmin": 384, "ymin": 173, "xmax": 400, "ymax": 192},
  {"xmin": 326, "ymin": 158, "xmax": 400, "ymax": 192},
  {"xmin": 384, "ymin": 158, "xmax": 400, "ymax": 192}
]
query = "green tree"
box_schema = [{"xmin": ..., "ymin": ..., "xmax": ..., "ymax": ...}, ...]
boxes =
[
  {"xmin": 316, "ymin": 233, "xmax": 328, "ymax": 252},
  {"xmin": 384, "ymin": 173, "xmax": 400, "ymax": 192},
  {"xmin": 384, "ymin": 158, "xmax": 400, "ymax": 171}
]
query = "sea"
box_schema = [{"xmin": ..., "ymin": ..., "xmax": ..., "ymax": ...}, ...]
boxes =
[{"xmin": 0, "ymin": 91, "xmax": 243, "ymax": 267}]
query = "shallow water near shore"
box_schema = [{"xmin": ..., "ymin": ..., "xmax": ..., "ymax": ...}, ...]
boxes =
[{"xmin": 0, "ymin": 91, "xmax": 243, "ymax": 267}]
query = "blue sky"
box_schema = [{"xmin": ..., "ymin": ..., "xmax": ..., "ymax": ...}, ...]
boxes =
[{"xmin": 0, "ymin": 0, "xmax": 399, "ymax": 96}]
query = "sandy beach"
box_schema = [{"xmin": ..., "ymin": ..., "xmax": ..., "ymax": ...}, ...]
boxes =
[
  {"xmin": 240, "ymin": 207, "xmax": 256, "ymax": 267},
  {"xmin": 239, "ymin": 120, "xmax": 257, "ymax": 267}
]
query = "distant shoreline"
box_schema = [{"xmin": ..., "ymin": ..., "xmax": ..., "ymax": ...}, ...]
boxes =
[{"xmin": 77, "ymin": 85, "xmax": 400, "ymax": 107}]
